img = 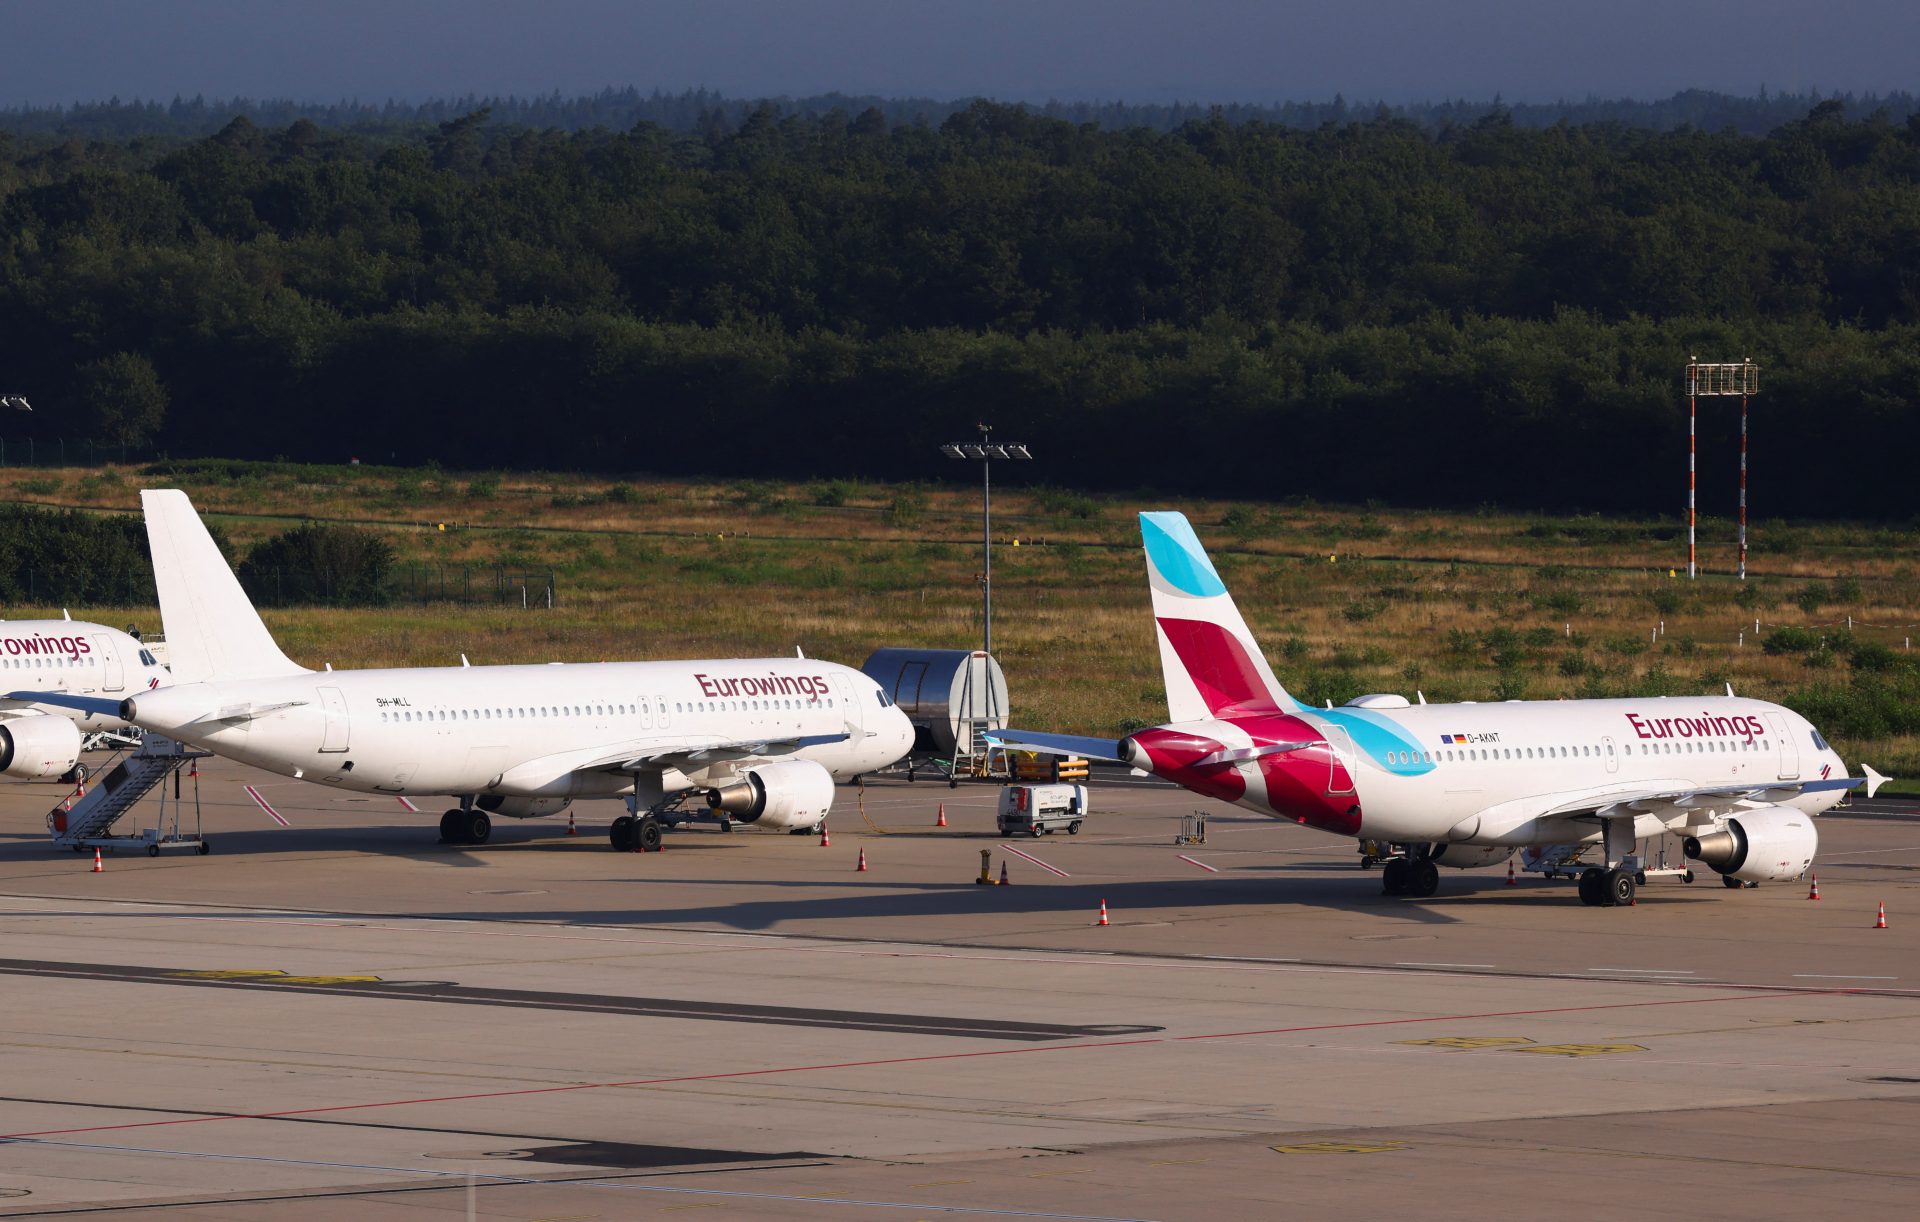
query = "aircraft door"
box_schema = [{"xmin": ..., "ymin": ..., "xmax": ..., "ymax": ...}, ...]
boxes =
[
  {"xmin": 1324, "ymin": 725, "xmax": 1356, "ymax": 795},
  {"xmin": 92, "ymin": 635, "xmax": 125, "ymax": 691},
  {"xmin": 833, "ymin": 675, "xmax": 864, "ymax": 736},
  {"xmin": 317, "ymin": 686, "xmax": 350, "ymax": 752},
  {"xmin": 1765, "ymin": 712, "xmax": 1801, "ymax": 780},
  {"xmin": 1603, "ymin": 735, "xmax": 1619, "ymax": 773}
]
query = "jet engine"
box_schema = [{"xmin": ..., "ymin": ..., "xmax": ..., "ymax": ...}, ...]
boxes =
[
  {"xmin": 705, "ymin": 759, "xmax": 835, "ymax": 830},
  {"xmin": 1683, "ymin": 807, "xmax": 1818, "ymax": 883},
  {"xmin": 476, "ymin": 795, "xmax": 574, "ymax": 820},
  {"xmin": 0, "ymin": 715, "xmax": 82, "ymax": 781}
]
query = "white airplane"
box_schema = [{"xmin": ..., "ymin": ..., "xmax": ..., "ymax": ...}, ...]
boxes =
[
  {"xmin": 993, "ymin": 511, "xmax": 1885, "ymax": 907},
  {"xmin": 17, "ymin": 490, "xmax": 914, "ymax": 849},
  {"xmin": 0, "ymin": 617, "xmax": 168, "ymax": 783}
]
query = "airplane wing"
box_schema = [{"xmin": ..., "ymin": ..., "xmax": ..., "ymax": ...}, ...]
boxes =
[
  {"xmin": 1547, "ymin": 772, "xmax": 1883, "ymax": 820},
  {"xmin": 492, "ymin": 730, "xmax": 852, "ymax": 791},
  {"xmin": 985, "ymin": 729, "xmax": 1128, "ymax": 763},
  {"xmin": 1466, "ymin": 769, "xmax": 1889, "ymax": 841},
  {"xmin": 5, "ymin": 691, "xmax": 123, "ymax": 718}
]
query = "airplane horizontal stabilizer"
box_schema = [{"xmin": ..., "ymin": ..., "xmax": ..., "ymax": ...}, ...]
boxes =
[
  {"xmin": 985, "ymin": 729, "xmax": 1126, "ymax": 763},
  {"xmin": 5, "ymin": 690, "xmax": 124, "ymax": 718},
  {"xmin": 1863, "ymin": 763, "xmax": 1889, "ymax": 799}
]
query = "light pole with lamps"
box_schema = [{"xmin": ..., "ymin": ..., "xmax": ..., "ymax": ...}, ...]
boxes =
[{"xmin": 939, "ymin": 424, "xmax": 1032, "ymax": 657}]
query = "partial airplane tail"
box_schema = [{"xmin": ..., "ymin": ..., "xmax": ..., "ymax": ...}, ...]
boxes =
[
  {"xmin": 142, "ymin": 489, "xmax": 308, "ymax": 684},
  {"xmin": 1140, "ymin": 511, "xmax": 1292, "ymax": 721}
]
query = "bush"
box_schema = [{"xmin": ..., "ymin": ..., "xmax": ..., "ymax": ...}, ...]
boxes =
[
  {"xmin": 1763, "ymin": 625, "xmax": 1820, "ymax": 654},
  {"xmin": 1796, "ymin": 582, "xmax": 1828, "ymax": 614},
  {"xmin": 0, "ymin": 505, "xmax": 159, "ymax": 603},
  {"xmin": 239, "ymin": 522, "xmax": 395, "ymax": 605},
  {"xmin": 805, "ymin": 479, "xmax": 856, "ymax": 507}
]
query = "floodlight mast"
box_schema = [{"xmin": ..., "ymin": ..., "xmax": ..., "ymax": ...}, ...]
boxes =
[
  {"xmin": 939, "ymin": 423, "xmax": 1033, "ymax": 657},
  {"xmin": 1684, "ymin": 359, "xmax": 1759, "ymax": 580}
]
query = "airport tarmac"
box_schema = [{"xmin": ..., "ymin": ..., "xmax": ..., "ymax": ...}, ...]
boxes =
[{"xmin": 1, "ymin": 757, "xmax": 1917, "ymax": 1218}]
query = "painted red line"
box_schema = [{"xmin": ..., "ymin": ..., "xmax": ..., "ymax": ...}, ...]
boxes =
[
  {"xmin": 243, "ymin": 786, "xmax": 289, "ymax": 827},
  {"xmin": 0, "ymin": 988, "xmax": 1837, "ymax": 1141},
  {"xmin": 998, "ymin": 843, "xmax": 1070, "ymax": 878},
  {"xmin": 1176, "ymin": 854, "xmax": 1218, "ymax": 873},
  {"xmin": 396, "ymin": 797, "xmax": 420, "ymax": 813}
]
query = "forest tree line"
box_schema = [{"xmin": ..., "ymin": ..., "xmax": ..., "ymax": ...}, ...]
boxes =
[{"xmin": 2, "ymin": 99, "xmax": 1918, "ymax": 517}]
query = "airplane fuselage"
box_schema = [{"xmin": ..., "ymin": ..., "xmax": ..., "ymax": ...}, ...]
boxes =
[
  {"xmin": 1125, "ymin": 695, "xmax": 1849, "ymax": 848},
  {"xmin": 124, "ymin": 657, "xmax": 912, "ymax": 800},
  {"xmin": 0, "ymin": 622, "xmax": 168, "ymax": 733}
]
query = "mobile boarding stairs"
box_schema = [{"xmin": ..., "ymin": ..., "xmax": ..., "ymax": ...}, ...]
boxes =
[{"xmin": 46, "ymin": 734, "xmax": 214, "ymax": 856}]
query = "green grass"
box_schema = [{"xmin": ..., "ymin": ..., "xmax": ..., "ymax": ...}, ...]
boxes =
[{"xmin": 6, "ymin": 462, "xmax": 1920, "ymax": 779}]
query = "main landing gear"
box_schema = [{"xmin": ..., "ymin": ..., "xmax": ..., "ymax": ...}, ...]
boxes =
[
  {"xmin": 1576, "ymin": 867, "xmax": 1638, "ymax": 907},
  {"xmin": 1381, "ymin": 856, "xmax": 1439, "ymax": 898},
  {"xmin": 439, "ymin": 805, "xmax": 491, "ymax": 845},
  {"xmin": 608, "ymin": 814, "xmax": 663, "ymax": 853}
]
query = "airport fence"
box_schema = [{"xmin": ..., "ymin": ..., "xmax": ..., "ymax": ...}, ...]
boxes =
[
  {"xmin": 0, "ymin": 437, "xmax": 153, "ymax": 467},
  {"xmin": 2, "ymin": 565, "xmax": 558, "ymax": 609}
]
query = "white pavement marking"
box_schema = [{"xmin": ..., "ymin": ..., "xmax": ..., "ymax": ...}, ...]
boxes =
[
  {"xmin": 999, "ymin": 843, "xmax": 1070, "ymax": 878},
  {"xmin": 1396, "ymin": 962, "xmax": 1496, "ymax": 969},
  {"xmin": 1175, "ymin": 855, "xmax": 1218, "ymax": 873},
  {"xmin": 1793, "ymin": 973, "xmax": 1899, "ymax": 980}
]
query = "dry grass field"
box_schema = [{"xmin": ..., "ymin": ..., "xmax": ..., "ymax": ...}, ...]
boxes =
[{"xmin": 5, "ymin": 461, "xmax": 1919, "ymax": 780}]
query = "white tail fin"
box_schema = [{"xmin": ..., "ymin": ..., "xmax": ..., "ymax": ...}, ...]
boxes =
[
  {"xmin": 1140, "ymin": 511, "xmax": 1292, "ymax": 721},
  {"xmin": 142, "ymin": 489, "xmax": 307, "ymax": 683}
]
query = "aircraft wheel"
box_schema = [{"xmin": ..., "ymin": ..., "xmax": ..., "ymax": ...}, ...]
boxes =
[
  {"xmin": 609, "ymin": 815, "xmax": 635, "ymax": 851},
  {"xmin": 1381, "ymin": 858, "xmax": 1409, "ymax": 896},
  {"xmin": 635, "ymin": 816, "xmax": 663, "ymax": 853},
  {"xmin": 1607, "ymin": 869, "xmax": 1636, "ymax": 907},
  {"xmin": 439, "ymin": 810, "xmax": 464, "ymax": 843},
  {"xmin": 1406, "ymin": 859, "xmax": 1440, "ymax": 898},
  {"xmin": 65, "ymin": 763, "xmax": 90, "ymax": 785},
  {"xmin": 464, "ymin": 810, "xmax": 491, "ymax": 845},
  {"xmin": 1577, "ymin": 867, "xmax": 1605, "ymax": 906}
]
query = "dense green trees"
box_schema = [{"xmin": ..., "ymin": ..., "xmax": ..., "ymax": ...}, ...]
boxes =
[{"xmin": 2, "ymin": 99, "xmax": 1918, "ymax": 516}]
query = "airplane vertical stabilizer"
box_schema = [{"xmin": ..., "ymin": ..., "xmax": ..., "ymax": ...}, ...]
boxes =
[
  {"xmin": 142, "ymin": 489, "xmax": 307, "ymax": 683},
  {"xmin": 1139, "ymin": 511, "xmax": 1291, "ymax": 721}
]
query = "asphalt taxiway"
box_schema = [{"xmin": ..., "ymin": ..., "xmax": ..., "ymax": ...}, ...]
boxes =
[{"xmin": 1, "ymin": 758, "xmax": 1916, "ymax": 1218}]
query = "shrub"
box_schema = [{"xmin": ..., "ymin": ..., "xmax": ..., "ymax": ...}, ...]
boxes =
[
  {"xmin": 1796, "ymin": 582, "xmax": 1828, "ymax": 614},
  {"xmin": 239, "ymin": 523, "xmax": 395, "ymax": 605},
  {"xmin": 1763, "ymin": 626, "xmax": 1819, "ymax": 654}
]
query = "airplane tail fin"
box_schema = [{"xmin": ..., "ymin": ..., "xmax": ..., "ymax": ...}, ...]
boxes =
[
  {"xmin": 1140, "ymin": 511, "xmax": 1292, "ymax": 721},
  {"xmin": 142, "ymin": 489, "xmax": 308, "ymax": 684}
]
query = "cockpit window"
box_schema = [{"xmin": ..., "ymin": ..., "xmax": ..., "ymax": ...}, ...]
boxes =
[
  {"xmin": 138, "ymin": 650, "xmax": 158, "ymax": 666},
  {"xmin": 875, "ymin": 688, "xmax": 892, "ymax": 708},
  {"xmin": 1810, "ymin": 729, "xmax": 1830, "ymax": 751}
]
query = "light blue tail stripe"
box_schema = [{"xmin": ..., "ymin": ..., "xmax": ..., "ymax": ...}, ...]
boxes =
[{"xmin": 1140, "ymin": 512, "xmax": 1227, "ymax": 598}]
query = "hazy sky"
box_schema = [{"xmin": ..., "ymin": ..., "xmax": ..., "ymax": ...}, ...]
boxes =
[{"xmin": 4, "ymin": 0, "xmax": 1914, "ymax": 107}]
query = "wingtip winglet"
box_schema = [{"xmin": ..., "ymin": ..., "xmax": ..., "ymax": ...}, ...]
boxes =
[{"xmin": 1864, "ymin": 763, "xmax": 1889, "ymax": 799}]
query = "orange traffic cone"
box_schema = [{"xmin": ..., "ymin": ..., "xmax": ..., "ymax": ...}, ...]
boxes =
[
  {"xmin": 1875, "ymin": 901, "xmax": 1888, "ymax": 929},
  {"xmin": 818, "ymin": 821, "xmax": 830, "ymax": 848},
  {"xmin": 1807, "ymin": 873, "xmax": 1820, "ymax": 900},
  {"xmin": 1506, "ymin": 858, "xmax": 1517, "ymax": 887},
  {"xmin": 998, "ymin": 860, "xmax": 1010, "ymax": 885},
  {"xmin": 566, "ymin": 810, "xmax": 577, "ymax": 836},
  {"xmin": 1095, "ymin": 898, "xmax": 1110, "ymax": 926},
  {"xmin": 91, "ymin": 847, "xmax": 103, "ymax": 873},
  {"xmin": 856, "ymin": 847, "xmax": 868, "ymax": 872},
  {"xmin": 936, "ymin": 803, "xmax": 948, "ymax": 828}
]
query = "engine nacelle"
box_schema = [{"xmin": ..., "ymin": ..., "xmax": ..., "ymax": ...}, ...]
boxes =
[
  {"xmin": 0, "ymin": 714, "xmax": 82, "ymax": 780},
  {"xmin": 1429, "ymin": 842, "xmax": 1509, "ymax": 870},
  {"xmin": 705, "ymin": 759, "xmax": 835, "ymax": 830},
  {"xmin": 1684, "ymin": 807, "xmax": 1818, "ymax": 883},
  {"xmin": 476, "ymin": 795, "xmax": 574, "ymax": 820}
]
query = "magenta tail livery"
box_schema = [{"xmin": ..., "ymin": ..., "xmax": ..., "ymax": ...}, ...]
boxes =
[{"xmin": 994, "ymin": 511, "xmax": 1887, "ymax": 907}]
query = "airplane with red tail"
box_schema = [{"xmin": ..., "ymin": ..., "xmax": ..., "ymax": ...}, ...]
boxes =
[{"xmin": 990, "ymin": 512, "xmax": 1885, "ymax": 907}]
